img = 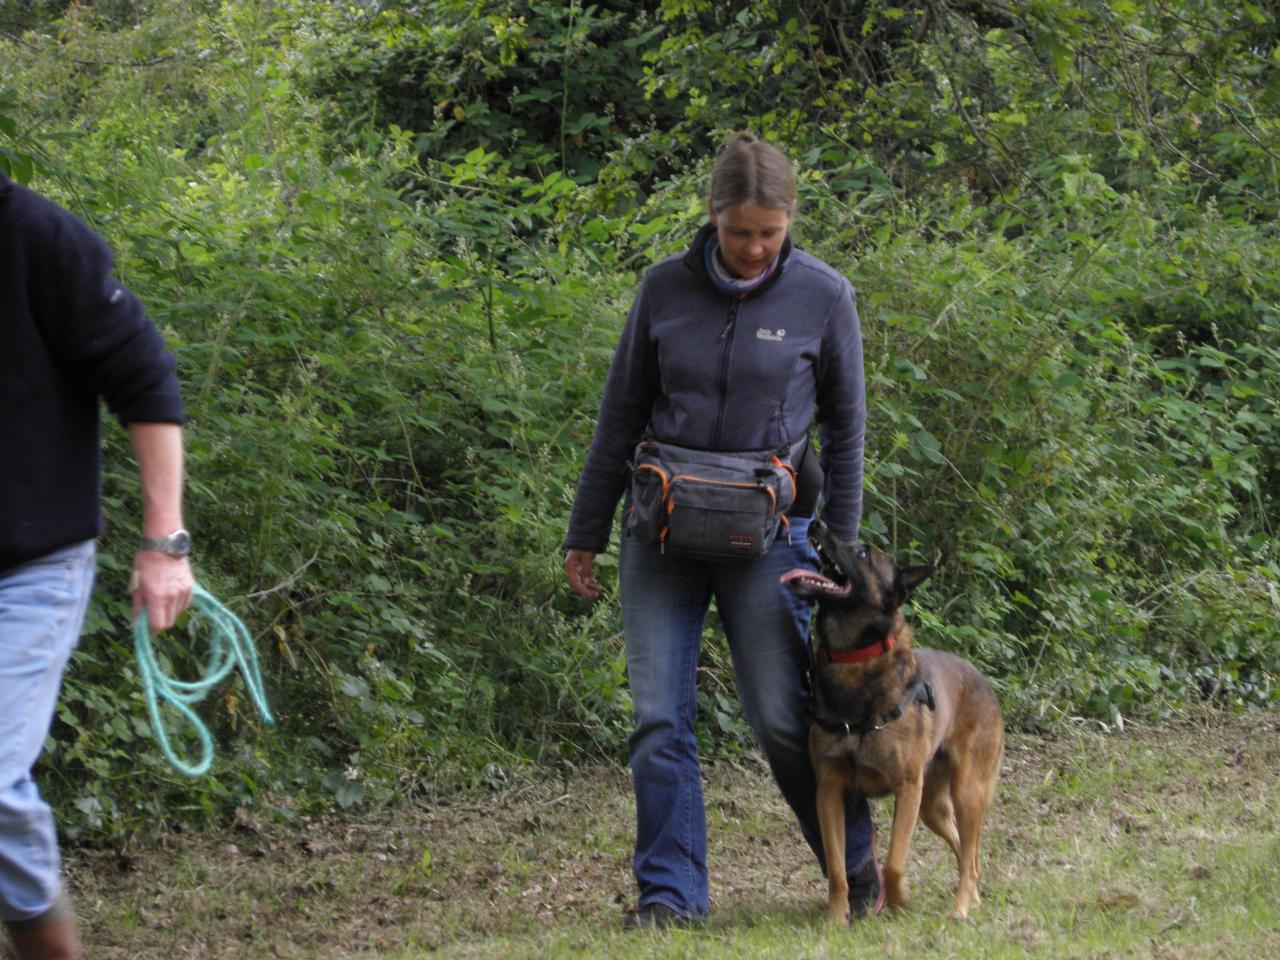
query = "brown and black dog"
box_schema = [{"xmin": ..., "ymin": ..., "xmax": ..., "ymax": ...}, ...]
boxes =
[{"xmin": 781, "ymin": 521, "xmax": 1004, "ymax": 922}]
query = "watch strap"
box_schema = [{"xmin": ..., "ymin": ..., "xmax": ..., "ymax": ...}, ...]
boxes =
[{"xmin": 139, "ymin": 529, "xmax": 192, "ymax": 557}]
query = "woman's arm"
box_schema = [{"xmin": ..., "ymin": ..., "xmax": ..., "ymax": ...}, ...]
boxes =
[
  {"xmin": 814, "ymin": 279, "xmax": 866, "ymax": 542},
  {"xmin": 563, "ymin": 279, "xmax": 661, "ymax": 555}
]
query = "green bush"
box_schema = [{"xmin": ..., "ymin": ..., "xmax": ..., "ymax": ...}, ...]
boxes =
[{"xmin": 1, "ymin": 0, "xmax": 1275, "ymax": 837}]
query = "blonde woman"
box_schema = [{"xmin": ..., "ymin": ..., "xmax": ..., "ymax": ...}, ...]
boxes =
[{"xmin": 564, "ymin": 133, "xmax": 875, "ymax": 928}]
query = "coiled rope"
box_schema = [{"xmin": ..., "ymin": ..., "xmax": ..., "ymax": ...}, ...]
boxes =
[{"xmin": 134, "ymin": 584, "xmax": 275, "ymax": 777}]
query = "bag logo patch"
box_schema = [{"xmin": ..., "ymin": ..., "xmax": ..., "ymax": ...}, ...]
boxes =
[
  {"xmin": 756, "ymin": 328, "xmax": 786, "ymax": 342},
  {"xmin": 728, "ymin": 534, "xmax": 755, "ymax": 549}
]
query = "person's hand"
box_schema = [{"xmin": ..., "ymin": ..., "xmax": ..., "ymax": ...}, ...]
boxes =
[
  {"xmin": 564, "ymin": 549, "xmax": 601, "ymax": 600},
  {"xmin": 131, "ymin": 551, "xmax": 195, "ymax": 633}
]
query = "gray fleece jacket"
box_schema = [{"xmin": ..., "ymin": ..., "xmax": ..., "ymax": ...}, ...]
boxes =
[{"xmin": 565, "ymin": 225, "xmax": 865, "ymax": 553}]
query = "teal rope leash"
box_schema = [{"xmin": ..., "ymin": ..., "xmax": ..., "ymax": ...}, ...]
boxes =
[{"xmin": 134, "ymin": 583, "xmax": 275, "ymax": 777}]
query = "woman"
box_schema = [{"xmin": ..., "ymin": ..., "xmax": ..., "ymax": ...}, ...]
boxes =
[{"xmin": 563, "ymin": 133, "xmax": 877, "ymax": 929}]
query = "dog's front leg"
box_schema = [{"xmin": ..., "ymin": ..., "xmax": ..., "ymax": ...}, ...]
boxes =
[
  {"xmin": 815, "ymin": 763, "xmax": 851, "ymax": 924},
  {"xmin": 883, "ymin": 775, "xmax": 924, "ymax": 909}
]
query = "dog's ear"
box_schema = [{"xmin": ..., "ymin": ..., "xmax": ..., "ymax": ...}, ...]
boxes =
[{"xmin": 895, "ymin": 564, "xmax": 935, "ymax": 603}]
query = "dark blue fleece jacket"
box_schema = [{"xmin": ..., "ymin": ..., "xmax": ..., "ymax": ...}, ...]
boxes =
[
  {"xmin": 565, "ymin": 225, "xmax": 865, "ymax": 553},
  {"xmin": 0, "ymin": 173, "xmax": 183, "ymax": 574}
]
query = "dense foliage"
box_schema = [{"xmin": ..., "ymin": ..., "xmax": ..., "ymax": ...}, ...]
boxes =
[{"xmin": 2, "ymin": 0, "xmax": 1277, "ymax": 835}]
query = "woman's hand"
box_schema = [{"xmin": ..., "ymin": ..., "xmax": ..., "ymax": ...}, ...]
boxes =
[{"xmin": 564, "ymin": 549, "xmax": 601, "ymax": 599}]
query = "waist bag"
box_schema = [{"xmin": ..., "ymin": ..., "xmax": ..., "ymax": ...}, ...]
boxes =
[{"xmin": 625, "ymin": 439, "xmax": 799, "ymax": 560}]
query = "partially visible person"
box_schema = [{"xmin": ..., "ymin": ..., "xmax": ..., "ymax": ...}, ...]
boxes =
[
  {"xmin": 1, "ymin": 171, "xmax": 194, "ymax": 960},
  {"xmin": 563, "ymin": 133, "xmax": 876, "ymax": 929}
]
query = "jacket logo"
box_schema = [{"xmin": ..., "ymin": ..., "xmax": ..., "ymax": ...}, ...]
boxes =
[{"xmin": 756, "ymin": 328, "xmax": 786, "ymax": 342}]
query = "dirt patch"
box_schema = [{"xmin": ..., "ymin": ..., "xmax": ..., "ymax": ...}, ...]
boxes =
[{"xmin": 63, "ymin": 709, "xmax": 1280, "ymax": 958}]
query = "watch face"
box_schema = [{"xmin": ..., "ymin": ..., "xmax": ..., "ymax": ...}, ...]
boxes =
[{"xmin": 169, "ymin": 530, "xmax": 192, "ymax": 556}]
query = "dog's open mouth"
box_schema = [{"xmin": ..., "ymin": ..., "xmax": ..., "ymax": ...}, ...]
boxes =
[
  {"xmin": 780, "ymin": 536, "xmax": 851, "ymax": 597},
  {"xmin": 779, "ymin": 567, "xmax": 852, "ymax": 597},
  {"xmin": 780, "ymin": 523, "xmax": 853, "ymax": 597}
]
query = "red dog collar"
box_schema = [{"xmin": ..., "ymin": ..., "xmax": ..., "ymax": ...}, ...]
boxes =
[{"xmin": 820, "ymin": 633, "xmax": 894, "ymax": 665}]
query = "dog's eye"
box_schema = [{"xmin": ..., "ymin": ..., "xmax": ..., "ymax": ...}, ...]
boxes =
[{"xmin": 855, "ymin": 545, "xmax": 868, "ymax": 561}]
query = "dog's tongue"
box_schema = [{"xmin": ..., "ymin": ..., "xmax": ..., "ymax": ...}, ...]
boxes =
[
  {"xmin": 779, "ymin": 568, "xmax": 852, "ymax": 597},
  {"xmin": 779, "ymin": 568, "xmax": 814, "ymax": 584}
]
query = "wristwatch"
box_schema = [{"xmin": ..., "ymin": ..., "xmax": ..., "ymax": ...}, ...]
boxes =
[{"xmin": 139, "ymin": 529, "xmax": 193, "ymax": 558}]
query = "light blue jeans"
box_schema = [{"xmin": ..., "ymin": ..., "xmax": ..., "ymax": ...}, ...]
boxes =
[
  {"xmin": 0, "ymin": 541, "xmax": 96, "ymax": 923},
  {"xmin": 619, "ymin": 515, "xmax": 874, "ymax": 918}
]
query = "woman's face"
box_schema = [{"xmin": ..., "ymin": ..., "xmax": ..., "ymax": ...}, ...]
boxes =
[{"xmin": 708, "ymin": 201, "xmax": 791, "ymax": 279}]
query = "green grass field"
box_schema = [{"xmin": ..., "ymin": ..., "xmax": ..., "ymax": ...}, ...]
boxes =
[{"xmin": 69, "ymin": 710, "xmax": 1279, "ymax": 958}]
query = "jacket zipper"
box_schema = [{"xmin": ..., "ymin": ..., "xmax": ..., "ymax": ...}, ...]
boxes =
[{"xmin": 711, "ymin": 297, "xmax": 742, "ymax": 448}]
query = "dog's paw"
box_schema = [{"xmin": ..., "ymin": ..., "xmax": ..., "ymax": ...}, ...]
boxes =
[
  {"xmin": 884, "ymin": 876, "xmax": 910, "ymax": 909},
  {"xmin": 949, "ymin": 893, "xmax": 978, "ymax": 920},
  {"xmin": 949, "ymin": 882, "xmax": 981, "ymax": 919}
]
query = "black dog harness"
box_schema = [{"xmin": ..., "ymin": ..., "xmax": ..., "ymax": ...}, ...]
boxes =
[{"xmin": 812, "ymin": 672, "xmax": 936, "ymax": 739}]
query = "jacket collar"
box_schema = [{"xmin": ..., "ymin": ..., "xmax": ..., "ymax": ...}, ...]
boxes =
[{"xmin": 683, "ymin": 222, "xmax": 793, "ymax": 299}]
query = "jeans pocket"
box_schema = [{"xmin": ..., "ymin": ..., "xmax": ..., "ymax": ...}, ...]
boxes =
[{"xmin": 0, "ymin": 543, "xmax": 95, "ymax": 650}]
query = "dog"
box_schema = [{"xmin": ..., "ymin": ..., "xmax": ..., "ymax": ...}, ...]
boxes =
[{"xmin": 781, "ymin": 521, "xmax": 1004, "ymax": 922}]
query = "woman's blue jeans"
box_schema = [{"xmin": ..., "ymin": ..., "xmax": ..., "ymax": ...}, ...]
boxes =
[
  {"xmin": 619, "ymin": 516, "xmax": 873, "ymax": 918},
  {"xmin": 0, "ymin": 541, "xmax": 96, "ymax": 923}
]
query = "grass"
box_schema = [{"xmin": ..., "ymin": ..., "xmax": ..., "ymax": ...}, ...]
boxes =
[{"xmin": 67, "ymin": 709, "xmax": 1279, "ymax": 958}]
